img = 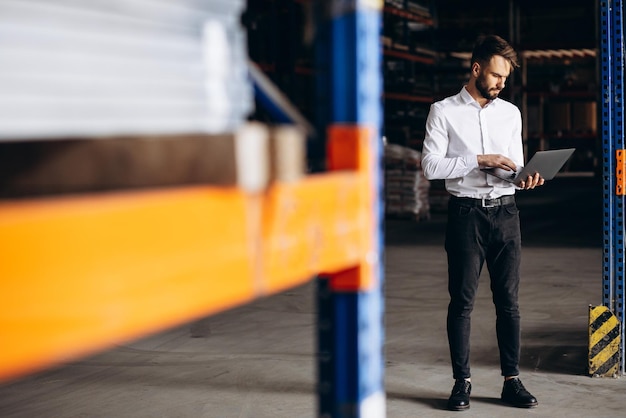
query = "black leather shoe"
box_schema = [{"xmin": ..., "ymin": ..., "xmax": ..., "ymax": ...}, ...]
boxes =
[
  {"xmin": 501, "ymin": 377, "xmax": 538, "ymax": 408},
  {"xmin": 447, "ymin": 379, "xmax": 471, "ymax": 411}
]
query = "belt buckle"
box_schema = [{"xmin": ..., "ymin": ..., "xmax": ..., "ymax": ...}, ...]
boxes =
[{"xmin": 481, "ymin": 198, "xmax": 498, "ymax": 208}]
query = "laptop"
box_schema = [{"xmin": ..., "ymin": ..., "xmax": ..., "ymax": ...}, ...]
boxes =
[{"xmin": 481, "ymin": 148, "xmax": 576, "ymax": 184}]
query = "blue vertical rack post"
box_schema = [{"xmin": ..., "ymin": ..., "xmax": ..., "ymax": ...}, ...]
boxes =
[
  {"xmin": 316, "ymin": 0, "xmax": 385, "ymax": 416},
  {"xmin": 613, "ymin": 0, "xmax": 625, "ymax": 374},
  {"xmin": 601, "ymin": 0, "xmax": 625, "ymax": 374},
  {"xmin": 601, "ymin": 0, "xmax": 614, "ymax": 319}
]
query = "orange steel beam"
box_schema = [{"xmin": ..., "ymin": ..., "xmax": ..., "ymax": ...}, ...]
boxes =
[
  {"xmin": 325, "ymin": 124, "xmax": 377, "ymax": 292},
  {"xmin": 261, "ymin": 173, "xmax": 371, "ymax": 294},
  {"xmin": 0, "ymin": 168, "xmax": 373, "ymax": 382},
  {"xmin": 0, "ymin": 187, "xmax": 256, "ymax": 382}
]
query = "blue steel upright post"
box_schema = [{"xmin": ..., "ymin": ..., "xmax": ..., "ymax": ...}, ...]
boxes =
[
  {"xmin": 601, "ymin": 0, "xmax": 625, "ymax": 374},
  {"xmin": 600, "ymin": 0, "xmax": 614, "ymax": 313},
  {"xmin": 316, "ymin": 0, "xmax": 385, "ymax": 416},
  {"xmin": 612, "ymin": 0, "xmax": 625, "ymax": 374}
]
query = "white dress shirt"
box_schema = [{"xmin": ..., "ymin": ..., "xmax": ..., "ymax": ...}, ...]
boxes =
[{"xmin": 421, "ymin": 86, "xmax": 524, "ymax": 199}]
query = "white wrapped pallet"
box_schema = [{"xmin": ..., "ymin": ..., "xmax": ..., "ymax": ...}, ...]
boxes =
[
  {"xmin": 0, "ymin": 0, "xmax": 252, "ymax": 141},
  {"xmin": 384, "ymin": 143, "xmax": 430, "ymax": 220}
]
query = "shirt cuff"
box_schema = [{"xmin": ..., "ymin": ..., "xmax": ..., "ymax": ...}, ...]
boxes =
[{"xmin": 466, "ymin": 155, "xmax": 480, "ymax": 170}]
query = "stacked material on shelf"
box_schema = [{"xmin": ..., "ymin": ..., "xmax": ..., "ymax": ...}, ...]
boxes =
[
  {"xmin": 385, "ymin": 0, "xmax": 432, "ymax": 18},
  {"xmin": 407, "ymin": 1, "xmax": 431, "ymax": 18},
  {"xmin": 385, "ymin": 0, "xmax": 405, "ymax": 9},
  {"xmin": 384, "ymin": 143, "xmax": 430, "ymax": 220},
  {"xmin": 0, "ymin": 0, "xmax": 252, "ymax": 141}
]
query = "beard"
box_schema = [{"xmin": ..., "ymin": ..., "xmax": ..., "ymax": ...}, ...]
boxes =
[{"xmin": 476, "ymin": 72, "xmax": 501, "ymax": 100}]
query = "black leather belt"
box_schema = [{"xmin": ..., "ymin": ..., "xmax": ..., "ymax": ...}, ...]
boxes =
[{"xmin": 451, "ymin": 195, "xmax": 515, "ymax": 208}]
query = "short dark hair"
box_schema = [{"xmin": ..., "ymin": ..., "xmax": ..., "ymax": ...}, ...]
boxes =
[{"xmin": 471, "ymin": 35, "xmax": 519, "ymax": 69}]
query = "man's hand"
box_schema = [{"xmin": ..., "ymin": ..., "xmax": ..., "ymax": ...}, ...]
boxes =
[
  {"xmin": 477, "ymin": 154, "xmax": 545, "ymax": 190},
  {"xmin": 477, "ymin": 154, "xmax": 517, "ymax": 171},
  {"xmin": 518, "ymin": 172, "xmax": 545, "ymax": 189}
]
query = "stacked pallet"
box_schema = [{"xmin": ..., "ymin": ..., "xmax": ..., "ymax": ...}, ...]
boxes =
[
  {"xmin": 0, "ymin": 0, "xmax": 264, "ymax": 198},
  {"xmin": 0, "ymin": 0, "xmax": 252, "ymax": 140},
  {"xmin": 384, "ymin": 143, "xmax": 430, "ymax": 220}
]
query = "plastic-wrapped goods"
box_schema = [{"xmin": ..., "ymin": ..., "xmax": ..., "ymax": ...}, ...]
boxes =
[
  {"xmin": 384, "ymin": 143, "xmax": 430, "ymax": 221},
  {"xmin": 0, "ymin": 0, "xmax": 253, "ymax": 141}
]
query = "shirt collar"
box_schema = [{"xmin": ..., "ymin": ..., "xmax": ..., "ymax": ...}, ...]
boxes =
[{"xmin": 459, "ymin": 85, "xmax": 497, "ymax": 108}]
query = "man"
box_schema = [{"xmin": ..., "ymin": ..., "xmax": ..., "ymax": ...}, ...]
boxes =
[{"xmin": 421, "ymin": 35, "xmax": 542, "ymax": 411}]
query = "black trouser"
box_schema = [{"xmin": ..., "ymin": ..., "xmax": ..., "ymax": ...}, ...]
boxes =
[{"xmin": 445, "ymin": 196, "xmax": 522, "ymax": 380}]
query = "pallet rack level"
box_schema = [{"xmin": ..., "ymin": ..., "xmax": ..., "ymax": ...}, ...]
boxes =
[{"xmin": 0, "ymin": 140, "xmax": 375, "ymax": 382}]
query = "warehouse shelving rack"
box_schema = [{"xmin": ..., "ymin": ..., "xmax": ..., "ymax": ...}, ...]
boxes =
[
  {"xmin": 313, "ymin": 1, "xmax": 385, "ymax": 415},
  {"xmin": 0, "ymin": 0, "xmax": 386, "ymax": 416},
  {"xmin": 520, "ymin": 49, "xmax": 599, "ymax": 174},
  {"xmin": 382, "ymin": 0, "xmax": 435, "ymax": 151},
  {"xmin": 600, "ymin": 0, "xmax": 625, "ymax": 375}
]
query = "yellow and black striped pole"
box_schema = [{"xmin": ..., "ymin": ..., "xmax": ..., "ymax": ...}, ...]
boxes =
[{"xmin": 588, "ymin": 305, "xmax": 621, "ymax": 377}]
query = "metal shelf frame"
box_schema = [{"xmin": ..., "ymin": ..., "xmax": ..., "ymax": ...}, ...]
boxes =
[
  {"xmin": 315, "ymin": 1, "xmax": 385, "ymax": 416},
  {"xmin": 0, "ymin": 0, "xmax": 387, "ymax": 416},
  {"xmin": 600, "ymin": 0, "xmax": 625, "ymax": 374}
]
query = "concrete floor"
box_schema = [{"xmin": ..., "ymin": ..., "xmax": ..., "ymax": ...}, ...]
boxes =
[{"xmin": 2, "ymin": 176, "xmax": 625, "ymax": 418}]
